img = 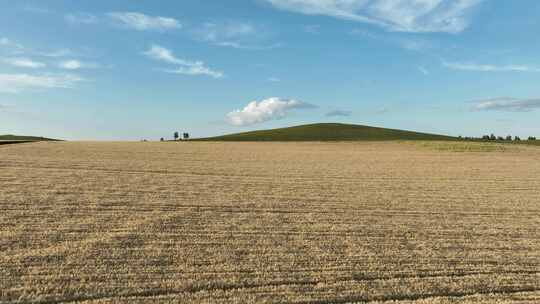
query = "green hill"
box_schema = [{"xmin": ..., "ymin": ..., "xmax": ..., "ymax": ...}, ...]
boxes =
[
  {"xmin": 200, "ymin": 123, "xmax": 456, "ymax": 141},
  {"xmin": 0, "ymin": 135, "xmax": 60, "ymax": 142}
]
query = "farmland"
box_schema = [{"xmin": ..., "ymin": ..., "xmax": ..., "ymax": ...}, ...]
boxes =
[{"xmin": 1, "ymin": 141, "xmax": 540, "ymax": 303}]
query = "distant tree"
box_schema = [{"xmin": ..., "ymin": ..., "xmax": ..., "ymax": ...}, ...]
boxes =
[
  {"xmin": 490, "ymin": 134, "xmax": 496, "ymax": 141},
  {"xmin": 529, "ymin": 136, "xmax": 537, "ymax": 141},
  {"xmin": 514, "ymin": 136, "xmax": 521, "ymax": 141},
  {"xmin": 183, "ymin": 133, "xmax": 190, "ymax": 140},
  {"xmin": 482, "ymin": 135, "xmax": 490, "ymax": 140},
  {"xmin": 174, "ymin": 132, "xmax": 179, "ymax": 141},
  {"xmin": 506, "ymin": 135, "xmax": 513, "ymax": 141},
  {"xmin": 160, "ymin": 137, "xmax": 164, "ymax": 142}
]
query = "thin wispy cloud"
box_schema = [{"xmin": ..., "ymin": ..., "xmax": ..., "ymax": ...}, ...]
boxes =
[
  {"xmin": 3, "ymin": 58, "xmax": 46, "ymax": 69},
  {"xmin": 38, "ymin": 49, "xmax": 76, "ymax": 58},
  {"xmin": 143, "ymin": 45, "xmax": 224, "ymax": 79},
  {"xmin": 470, "ymin": 97, "xmax": 540, "ymax": 112},
  {"xmin": 22, "ymin": 5, "xmax": 52, "ymax": 14},
  {"xmin": 303, "ymin": 24, "xmax": 321, "ymax": 34},
  {"xmin": 350, "ymin": 29, "xmax": 436, "ymax": 53},
  {"xmin": 443, "ymin": 61, "xmax": 540, "ymax": 72},
  {"xmin": 325, "ymin": 109, "xmax": 352, "ymax": 117},
  {"xmin": 268, "ymin": 77, "xmax": 281, "ymax": 82},
  {"xmin": 0, "ymin": 73, "xmax": 84, "ymax": 93},
  {"xmin": 58, "ymin": 60, "xmax": 100, "ymax": 70},
  {"xmin": 226, "ymin": 97, "xmax": 317, "ymax": 126},
  {"xmin": 418, "ymin": 66, "xmax": 429, "ymax": 75},
  {"xmin": 193, "ymin": 22, "xmax": 280, "ymax": 50},
  {"xmin": 65, "ymin": 13, "xmax": 99, "ymax": 25},
  {"xmin": 108, "ymin": 12, "xmax": 181, "ymax": 31},
  {"xmin": 264, "ymin": 0, "xmax": 483, "ymax": 33},
  {"xmin": 0, "ymin": 37, "xmax": 24, "ymax": 50}
]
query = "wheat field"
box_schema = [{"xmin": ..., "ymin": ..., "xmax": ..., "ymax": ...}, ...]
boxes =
[{"xmin": 1, "ymin": 141, "xmax": 539, "ymax": 303}]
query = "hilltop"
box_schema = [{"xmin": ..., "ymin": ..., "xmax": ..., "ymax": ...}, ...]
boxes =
[
  {"xmin": 0, "ymin": 135, "xmax": 60, "ymax": 145},
  {"xmin": 200, "ymin": 123, "xmax": 456, "ymax": 141}
]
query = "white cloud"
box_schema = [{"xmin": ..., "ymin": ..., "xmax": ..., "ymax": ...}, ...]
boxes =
[
  {"xmin": 303, "ymin": 24, "xmax": 321, "ymax": 34},
  {"xmin": 65, "ymin": 13, "xmax": 99, "ymax": 24},
  {"xmin": 144, "ymin": 45, "xmax": 224, "ymax": 79},
  {"xmin": 39, "ymin": 49, "xmax": 76, "ymax": 58},
  {"xmin": 325, "ymin": 109, "xmax": 352, "ymax": 117},
  {"xmin": 197, "ymin": 22, "xmax": 256, "ymax": 42},
  {"xmin": 58, "ymin": 60, "xmax": 99, "ymax": 70},
  {"xmin": 107, "ymin": 12, "xmax": 181, "ymax": 31},
  {"xmin": 443, "ymin": 61, "xmax": 540, "ymax": 72},
  {"xmin": 0, "ymin": 73, "xmax": 83, "ymax": 93},
  {"xmin": 163, "ymin": 66, "xmax": 224, "ymax": 79},
  {"xmin": 0, "ymin": 37, "xmax": 23, "ymax": 50},
  {"xmin": 471, "ymin": 97, "xmax": 540, "ymax": 112},
  {"xmin": 268, "ymin": 77, "xmax": 281, "ymax": 82},
  {"xmin": 3, "ymin": 58, "xmax": 46, "ymax": 68},
  {"xmin": 418, "ymin": 66, "xmax": 429, "ymax": 75},
  {"xmin": 23, "ymin": 5, "xmax": 52, "ymax": 14},
  {"xmin": 226, "ymin": 97, "xmax": 317, "ymax": 126},
  {"xmin": 264, "ymin": 0, "xmax": 483, "ymax": 33},
  {"xmin": 193, "ymin": 22, "xmax": 279, "ymax": 50}
]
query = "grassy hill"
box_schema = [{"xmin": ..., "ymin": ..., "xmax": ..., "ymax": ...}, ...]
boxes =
[
  {"xmin": 0, "ymin": 135, "xmax": 60, "ymax": 144},
  {"xmin": 200, "ymin": 123, "xmax": 456, "ymax": 142}
]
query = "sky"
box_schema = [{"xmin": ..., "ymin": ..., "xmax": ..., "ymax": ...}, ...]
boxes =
[{"xmin": 1, "ymin": 0, "xmax": 539, "ymax": 140}]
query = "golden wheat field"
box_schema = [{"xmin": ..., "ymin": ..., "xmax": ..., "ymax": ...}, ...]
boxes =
[{"xmin": 1, "ymin": 141, "xmax": 540, "ymax": 303}]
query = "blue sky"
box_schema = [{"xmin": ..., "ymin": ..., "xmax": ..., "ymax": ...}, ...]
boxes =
[{"xmin": 1, "ymin": 0, "xmax": 539, "ymax": 140}]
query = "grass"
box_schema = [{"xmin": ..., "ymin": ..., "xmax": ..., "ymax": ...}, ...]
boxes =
[
  {"xmin": 1, "ymin": 141, "xmax": 540, "ymax": 303},
  {"xmin": 200, "ymin": 123, "xmax": 457, "ymax": 141},
  {"xmin": 0, "ymin": 134, "xmax": 60, "ymax": 142},
  {"xmin": 413, "ymin": 141, "xmax": 511, "ymax": 152}
]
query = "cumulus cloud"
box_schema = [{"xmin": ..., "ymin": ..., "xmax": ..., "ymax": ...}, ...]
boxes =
[
  {"xmin": 264, "ymin": 0, "xmax": 482, "ymax": 33},
  {"xmin": 58, "ymin": 60, "xmax": 100, "ymax": 70},
  {"xmin": 443, "ymin": 61, "xmax": 540, "ymax": 72},
  {"xmin": 470, "ymin": 97, "xmax": 540, "ymax": 112},
  {"xmin": 3, "ymin": 58, "xmax": 46, "ymax": 68},
  {"xmin": 226, "ymin": 97, "xmax": 317, "ymax": 126},
  {"xmin": 325, "ymin": 109, "xmax": 352, "ymax": 117},
  {"xmin": 144, "ymin": 45, "xmax": 224, "ymax": 78},
  {"xmin": 0, "ymin": 73, "xmax": 83, "ymax": 93},
  {"xmin": 108, "ymin": 12, "xmax": 181, "ymax": 31}
]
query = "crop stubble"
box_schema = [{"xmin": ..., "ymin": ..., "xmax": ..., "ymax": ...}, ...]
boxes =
[{"xmin": 1, "ymin": 141, "xmax": 539, "ymax": 303}]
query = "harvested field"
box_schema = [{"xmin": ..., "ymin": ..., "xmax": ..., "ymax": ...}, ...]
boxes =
[{"xmin": 1, "ymin": 141, "xmax": 540, "ymax": 303}]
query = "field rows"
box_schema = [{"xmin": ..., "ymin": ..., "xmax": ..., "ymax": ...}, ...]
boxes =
[{"xmin": 1, "ymin": 142, "xmax": 539, "ymax": 303}]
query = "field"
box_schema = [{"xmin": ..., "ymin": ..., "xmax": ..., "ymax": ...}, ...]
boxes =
[{"xmin": 1, "ymin": 141, "xmax": 540, "ymax": 303}]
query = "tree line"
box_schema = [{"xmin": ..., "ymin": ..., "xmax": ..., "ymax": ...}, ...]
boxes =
[
  {"xmin": 476, "ymin": 134, "xmax": 537, "ymax": 141},
  {"xmin": 159, "ymin": 132, "xmax": 190, "ymax": 142}
]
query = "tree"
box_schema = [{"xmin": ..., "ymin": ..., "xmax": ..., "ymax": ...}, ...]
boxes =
[
  {"xmin": 174, "ymin": 132, "xmax": 179, "ymax": 141},
  {"xmin": 160, "ymin": 137, "xmax": 164, "ymax": 142},
  {"xmin": 529, "ymin": 136, "xmax": 537, "ymax": 141},
  {"xmin": 514, "ymin": 136, "xmax": 521, "ymax": 141},
  {"xmin": 490, "ymin": 134, "xmax": 496, "ymax": 140},
  {"xmin": 482, "ymin": 135, "xmax": 490, "ymax": 140},
  {"xmin": 506, "ymin": 135, "xmax": 513, "ymax": 141},
  {"xmin": 183, "ymin": 133, "xmax": 190, "ymax": 140}
]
